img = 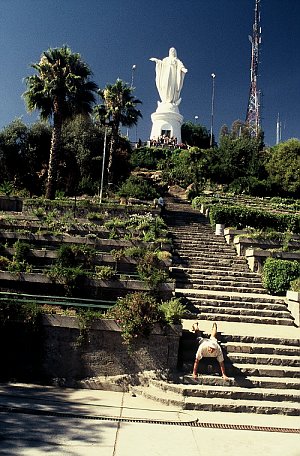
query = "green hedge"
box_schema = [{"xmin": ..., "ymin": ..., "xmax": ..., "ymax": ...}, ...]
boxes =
[
  {"xmin": 262, "ymin": 257, "xmax": 300, "ymax": 295},
  {"xmin": 206, "ymin": 204, "xmax": 300, "ymax": 233}
]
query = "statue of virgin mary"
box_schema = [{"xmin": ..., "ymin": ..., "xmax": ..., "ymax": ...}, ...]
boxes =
[{"xmin": 150, "ymin": 47, "xmax": 188, "ymax": 106}]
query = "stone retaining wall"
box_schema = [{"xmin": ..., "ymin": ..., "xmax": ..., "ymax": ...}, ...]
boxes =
[
  {"xmin": 1, "ymin": 316, "xmax": 182, "ymax": 384},
  {"xmin": 0, "ymin": 196, "xmax": 23, "ymax": 212}
]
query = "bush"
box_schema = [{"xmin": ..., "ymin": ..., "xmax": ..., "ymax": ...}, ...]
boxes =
[
  {"xmin": 159, "ymin": 298, "xmax": 186, "ymax": 324},
  {"xmin": 117, "ymin": 175, "xmax": 158, "ymax": 200},
  {"xmin": 290, "ymin": 277, "xmax": 300, "ymax": 292},
  {"xmin": 0, "ymin": 181, "xmax": 14, "ymax": 196},
  {"xmin": 57, "ymin": 244, "xmax": 76, "ymax": 267},
  {"xmin": 48, "ymin": 265, "xmax": 89, "ymax": 296},
  {"xmin": 13, "ymin": 240, "xmax": 31, "ymax": 263},
  {"xmin": 129, "ymin": 146, "xmax": 166, "ymax": 169},
  {"xmin": 95, "ymin": 265, "xmax": 116, "ymax": 280},
  {"xmin": 0, "ymin": 256, "xmax": 11, "ymax": 271},
  {"xmin": 136, "ymin": 252, "xmax": 169, "ymax": 290},
  {"xmin": 207, "ymin": 204, "xmax": 300, "ymax": 233},
  {"xmin": 107, "ymin": 292, "xmax": 162, "ymax": 345},
  {"xmin": 262, "ymin": 258, "xmax": 300, "ymax": 295}
]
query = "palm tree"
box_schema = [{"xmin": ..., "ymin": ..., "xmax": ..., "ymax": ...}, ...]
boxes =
[
  {"xmin": 96, "ymin": 79, "xmax": 142, "ymax": 185},
  {"xmin": 23, "ymin": 46, "xmax": 98, "ymax": 199}
]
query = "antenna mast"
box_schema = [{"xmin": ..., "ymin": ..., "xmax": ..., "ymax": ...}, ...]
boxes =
[{"xmin": 246, "ymin": 0, "xmax": 262, "ymax": 137}]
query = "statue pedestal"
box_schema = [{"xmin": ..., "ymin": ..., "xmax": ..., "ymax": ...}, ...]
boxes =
[{"xmin": 150, "ymin": 102, "xmax": 183, "ymax": 143}]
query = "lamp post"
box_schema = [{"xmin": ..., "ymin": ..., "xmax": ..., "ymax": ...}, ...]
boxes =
[
  {"xmin": 127, "ymin": 64, "xmax": 137, "ymax": 139},
  {"xmin": 99, "ymin": 125, "xmax": 108, "ymax": 204},
  {"xmin": 210, "ymin": 73, "xmax": 216, "ymax": 147},
  {"xmin": 194, "ymin": 115, "xmax": 199, "ymax": 124},
  {"xmin": 131, "ymin": 64, "xmax": 136, "ymax": 87}
]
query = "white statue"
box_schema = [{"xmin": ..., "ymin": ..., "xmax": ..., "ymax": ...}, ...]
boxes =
[{"xmin": 150, "ymin": 47, "xmax": 188, "ymax": 105}]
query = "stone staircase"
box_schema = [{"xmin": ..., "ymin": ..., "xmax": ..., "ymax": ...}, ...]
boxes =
[{"xmin": 134, "ymin": 199, "xmax": 300, "ymax": 415}]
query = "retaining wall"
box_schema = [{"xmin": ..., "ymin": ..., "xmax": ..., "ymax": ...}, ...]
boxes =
[{"xmin": 0, "ymin": 316, "xmax": 182, "ymax": 384}]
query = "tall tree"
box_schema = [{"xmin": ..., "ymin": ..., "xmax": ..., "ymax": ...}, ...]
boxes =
[
  {"xmin": 181, "ymin": 122, "xmax": 211, "ymax": 148},
  {"xmin": 96, "ymin": 79, "xmax": 142, "ymax": 185},
  {"xmin": 23, "ymin": 46, "xmax": 98, "ymax": 199},
  {"xmin": 265, "ymin": 138, "xmax": 300, "ymax": 196}
]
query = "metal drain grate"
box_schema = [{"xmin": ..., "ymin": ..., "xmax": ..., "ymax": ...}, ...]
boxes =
[{"xmin": 0, "ymin": 405, "xmax": 299, "ymax": 434}]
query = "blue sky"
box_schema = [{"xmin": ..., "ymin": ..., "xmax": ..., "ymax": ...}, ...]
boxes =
[{"xmin": 1, "ymin": 0, "xmax": 300, "ymax": 146}]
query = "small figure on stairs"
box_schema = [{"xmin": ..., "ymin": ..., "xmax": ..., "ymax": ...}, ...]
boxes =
[{"xmin": 192, "ymin": 322, "xmax": 229, "ymax": 381}]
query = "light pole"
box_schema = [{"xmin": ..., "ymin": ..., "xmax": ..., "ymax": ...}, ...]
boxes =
[
  {"xmin": 99, "ymin": 125, "xmax": 108, "ymax": 204},
  {"xmin": 210, "ymin": 73, "xmax": 216, "ymax": 147},
  {"xmin": 194, "ymin": 115, "xmax": 199, "ymax": 124},
  {"xmin": 131, "ymin": 64, "xmax": 136, "ymax": 87},
  {"xmin": 127, "ymin": 64, "xmax": 136, "ymax": 139}
]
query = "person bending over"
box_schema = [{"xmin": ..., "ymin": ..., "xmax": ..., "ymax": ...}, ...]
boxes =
[{"xmin": 192, "ymin": 322, "xmax": 229, "ymax": 381}]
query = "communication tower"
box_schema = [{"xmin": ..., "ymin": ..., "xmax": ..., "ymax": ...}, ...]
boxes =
[{"xmin": 246, "ymin": 0, "xmax": 262, "ymax": 137}]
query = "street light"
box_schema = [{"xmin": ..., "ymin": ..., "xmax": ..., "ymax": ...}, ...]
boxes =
[
  {"xmin": 99, "ymin": 125, "xmax": 108, "ymax": 204},
  {"xmin": 131, "ymin": 64, "xmax": 136, "ymax": 87},
  {"xmin": 194, "ymin": 115, "xmax": 199, "ymax": 124},
  {"xmin": 210, "ymin": 73, "xmax": 216, "ymax": 147},
  {"xmin": 127, "ymin": 64, "xmax": 137, "ymax": 139}
]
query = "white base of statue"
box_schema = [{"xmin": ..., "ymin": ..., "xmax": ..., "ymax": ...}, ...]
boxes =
[{"xmin": 150, "ymin": 102, "xmax": 183, "ymax": 144}]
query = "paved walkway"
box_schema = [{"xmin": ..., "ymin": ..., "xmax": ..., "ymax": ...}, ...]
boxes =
[{"xmin": 0, "ymin": 383, "xmax": 298, "ymax": 456}]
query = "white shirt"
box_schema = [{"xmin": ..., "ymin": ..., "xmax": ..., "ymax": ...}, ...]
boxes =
[{"xmin": 195, "ymin": 337, "xmax": 224, "ymax": 363}]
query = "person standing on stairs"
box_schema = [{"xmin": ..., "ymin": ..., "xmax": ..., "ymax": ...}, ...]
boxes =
[{"xmin": 192, "ymin": 322, "xmax": 230, "ymax": 381}]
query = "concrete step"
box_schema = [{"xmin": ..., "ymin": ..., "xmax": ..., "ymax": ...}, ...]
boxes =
[
  {"xmin": 176, "ymin": 290, "xmax": 286, "ymax": 305},
  {"xmin": 173, "ymin": 244, "xmax": 234, "ymax": 253},
  {"xmin": 174, "ymin": 276, "xmax": 264, "ymax": 288},
  {"xmin": 183, "ymin": 297, "xmax": 287, "ymax": 310},
  {"xmin": 193, "ymin": 304, "xmax": 291, "ymax": 318},
  {"xmin": 182, "ymin": 374, "xmax": 300, "ymax": 390},
  {"xmin": 190, "ymin": 311, "xmax": 294, "ymax": 326},
  {"xmin": 174, "ymin": 251, "xmax": 239, "ymax": 259},
  {"xmin": 184, "ymin": 283, "xmax": 268, "ymax": 294},
  {"xmin": 227, "ymin": 352, "xmax": 300, "ymax": 367},
  {"xmin": 195, "ymin": 303, "xmax": 293, "ymax": 321},
  {"xmin": 171, "ymin": 266, "xmax": 261, "ymax": 279},
  {"xmin": 174, "ymin": 256, "xmax": 249, "ymax": 266},
  {"xmin": 173, "ymin": 261, "xmax": 250, "ymax": 271},
  {"xmin": 151, "ymin": 379, "xmax": 300, "ymax": 402},
  {"xmin": 225, "ymin": 341, "xmax": 299, "ymax": 356},
  {"xmin": 133, "ymin": 382, "xmax": 300, "ymax": 415},
  {"xmin": 229, "ymin": 363, "xmax": 300, "ymax": 378}
]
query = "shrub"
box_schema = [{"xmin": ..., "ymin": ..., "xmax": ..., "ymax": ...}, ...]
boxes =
[
  {"xmin": 290, "ymin": 277, "xmax": 300, "ymax": 292},
  {"xmin": 0, "ymin": 181, "xmax": 14, "ymax": 196},
  {"xmin": 129, "ymin": 146, "xmax": 165, "ymax": 169},
  {"xmin": 117, "ymin": 175, "xmax": 158, "ymax": 200},
  {"xmin": 159, "ymin": 298, "xmax": 186, "ymax": 324},
  {"xmin": 57, "ymin": 244, "xmax": 76, "ymax": 267},
  {"xmin": 262, "ymin": 258, "xmax": 300, "ymax": 295},
  {"xmin": 48, "ymin": 265, "xmax": 89, "ymax": 296},
  {"xmin": 13, "ymin": 240, "xmax": 31, "ymax": 263},
  {"xmin": 136, "ymin": 252, "xmax": 169, "ymax": 289},
  {"xmin": 95, "ymin": 265, "xmax": 116, "ymax": 280},
  {"xmin": 107, "ymin": 292, "xmax": 162, "ymax": 346},
  {"xmin": 208, "ymin": 204, "xmax": 300, "ymax": 233},
  {"xmin": 0, "ymin": 256, "xmax": 11, "ymax": 271}
]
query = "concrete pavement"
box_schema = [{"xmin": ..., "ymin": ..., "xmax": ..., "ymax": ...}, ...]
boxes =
[{"xmin": 0, "ymin": 383, "xmax": 299, "ymax": 456}]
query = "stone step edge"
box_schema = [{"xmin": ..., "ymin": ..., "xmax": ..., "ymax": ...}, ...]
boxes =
[
  {"xmin": 185, "ymin": 297, "xmax": 286, "ymax": 306},
  {"xmin": 132, "ymin": 385, "xmax": 300, "ymax": 415},
  {"xmin": 149, "ymin": 379, "xmax": 300, "ymax": 398},
  {"xmin": 182, "ymin": 374, "xmax": 300, "ymax": 387},
  {"xmin": 176, "ymin": 288, "xmax": 281, "ymax": 300},
  {"xmin": 192, "ymin": 306, "xmax": 291, "ymax": 316},
  {"xmin": 191, "ymin": 312, "xmax": 294, "ymax": 325},
  {"xmin": 224, "ymin": 341, "xmax": 300, "ymax": 351}
]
